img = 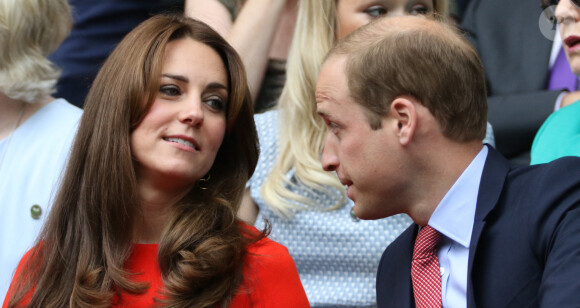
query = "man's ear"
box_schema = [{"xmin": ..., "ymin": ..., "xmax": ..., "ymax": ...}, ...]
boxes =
[{"xmin": 389, "ymin": 97, "xmax": 417, "ymax": 146}]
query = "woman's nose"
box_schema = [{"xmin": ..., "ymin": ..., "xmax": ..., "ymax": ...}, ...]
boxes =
[{"xmin": 178, "ymin": 98, "xmax": 204, "ymax": 127}]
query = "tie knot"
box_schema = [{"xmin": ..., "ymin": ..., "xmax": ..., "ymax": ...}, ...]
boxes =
[{"xmin": 413, "ymin": 225, "xmax": 442, "ymax": 260}]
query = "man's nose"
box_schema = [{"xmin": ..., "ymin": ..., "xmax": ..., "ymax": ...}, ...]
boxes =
[{"xmin": 321, "ymin": 137, "xmax": 339, "ymax": 172}]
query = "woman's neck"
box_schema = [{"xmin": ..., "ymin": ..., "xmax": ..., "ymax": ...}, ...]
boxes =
[
  {"xmin": 135, "ymin": 177, "xmax": 193, "ymax": 244},
  {"xmin": 0, "ymin": 93, "xmax": 53, "ymax": 139}
]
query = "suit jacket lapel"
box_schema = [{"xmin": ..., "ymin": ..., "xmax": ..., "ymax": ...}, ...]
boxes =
[
  {"xmin": 466, "ymin": 146, "xmax": 510, "ymax": 307},
  {"xmin": 404, "ymin": 225, "xmax": 419, "ymax": 307},
  {"xmin": 376, "ymin": 223, "xmax": 417, "ymax": 307}
]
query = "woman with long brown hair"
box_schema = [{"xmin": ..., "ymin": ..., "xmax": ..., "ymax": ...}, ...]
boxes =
[{"xmin": 3, "ymin": 14, "xmax": 308, "ymax": 308}]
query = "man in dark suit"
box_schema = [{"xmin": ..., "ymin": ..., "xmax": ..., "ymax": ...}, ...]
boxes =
[
  {"xmin": 461, "ymin": 0, "xmax": 580, "ymax": 165},
  {"xmin": 316, "ymin": 16, "xmax": 580, "ymax": 307}
]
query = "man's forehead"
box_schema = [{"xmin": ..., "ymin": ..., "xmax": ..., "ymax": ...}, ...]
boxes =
[
  {"xmin": 320, "ymin": 55, "xmax": 348, "ymax": 77},
  {"xmin": 316, "ymin": 82, "xmax": 344, "ymax": 116},
  {"xmin": 316, "ymin": 56, "xmax": 349, "ymax": 104}
]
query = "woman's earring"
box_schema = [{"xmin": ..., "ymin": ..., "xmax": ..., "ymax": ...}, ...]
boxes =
[{"xmin": 198, "ymin": 173, "xmax": 211, "ymax": 190}]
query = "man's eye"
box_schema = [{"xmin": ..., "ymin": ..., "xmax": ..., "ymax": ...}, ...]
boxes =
[
  {"xmin": 364, "ymin": 6, "xmax": 387, "ymax": 17},
  {"xmin": 160, "ymin": 85, "xmax": 181, "ymax": 96},
  {"xmin": 328, "ymin": 122, "xmax": 341, "ymax": 134}
]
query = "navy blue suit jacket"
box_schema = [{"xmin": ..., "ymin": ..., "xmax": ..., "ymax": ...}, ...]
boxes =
[{"xmin": 376, "ymin": 147, "xmax": 580, "ymax": 307}]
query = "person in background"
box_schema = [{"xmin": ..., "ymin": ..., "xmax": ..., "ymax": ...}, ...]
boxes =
[
  {"xmin": 0, "ymin": 0, "xmax": 82, "ymax": 300},
  {"xmin": 237, "ymin": 0, "xmax": 488, "ymax": 306},
  {"xmin": 3, "ymin": 14, "xmax": 308, "ymax": 308},
  {"xmin": 532, "ymin": 0, "xmax": 580, "ymax": 164},
  {"xmin": 461, "ymin": 0, "xmax": 580, "ymax": 165},
  {"xmin": 449, "ymin": 0, "xmax": 472, "ymax": 22},
  {"xmin": 317, "ymin": 15, "xmax": 580, "ymax": 307},
  {"xmin": 50, "ymin": 0, "xmax": 184, "ymax": 107},
  {"xmin": 186, "ymin": 0, "xmax": 297, "ymax": 113}
]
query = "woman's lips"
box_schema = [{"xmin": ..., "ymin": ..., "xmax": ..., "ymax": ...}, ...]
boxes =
[
  {"xmin": 163, "ymin": 135, "xmax": 200, "ymax": 152},
  {"xmin": 564, "ymin": 35, "xmax": 580, "ymax": 53}
]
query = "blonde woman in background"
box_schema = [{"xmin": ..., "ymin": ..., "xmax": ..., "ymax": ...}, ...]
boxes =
[
  {"xmin": 0, "ymin": 0, "xmax": 82, "ymax": 299},
  {"xmin": 237, "ymin": 0, "xmax": 495, "ymax": 306},
  {"xmin": 186, "ymin": 0, "xmax": 297, "ymax": 113}
]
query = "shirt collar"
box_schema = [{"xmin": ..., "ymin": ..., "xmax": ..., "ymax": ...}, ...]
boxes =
[{"xmin": 428, "ymin": 146, "xmax": 488, "ymax": 248}]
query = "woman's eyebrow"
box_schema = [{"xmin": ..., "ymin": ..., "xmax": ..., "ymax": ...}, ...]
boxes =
[
  {"xmin": 162, "ymin": 73, "xmax": 188, "ymax": 82},
  {"xmin": 206, "ymin": 82, "xmax": 228, "ymax": 91}
]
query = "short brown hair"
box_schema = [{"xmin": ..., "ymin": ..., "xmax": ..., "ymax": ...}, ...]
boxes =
[{"xmin": 328, "ymin": 16, "xmax": 487, "ymax": 142}]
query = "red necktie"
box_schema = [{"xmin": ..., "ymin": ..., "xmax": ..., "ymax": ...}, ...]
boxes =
[{"xmin": 412, "ymin": 225, "xmax": 443, "ymax": 308}]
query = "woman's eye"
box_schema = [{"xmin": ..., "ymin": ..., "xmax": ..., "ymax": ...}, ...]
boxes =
[
  {"xmin": 205, "ymin": 97, "xmax": 226, "ymax": 112},
  {"xmin": 410, "ymin": 5, "xmax": 432, "ymax": 15},
  {"xmin": 364, "ymin": 6, "xmax": 387, "ymax": 17},
  {"xmin": 160, "ymin": 85, "xmax": 181, "ymax": 97}
]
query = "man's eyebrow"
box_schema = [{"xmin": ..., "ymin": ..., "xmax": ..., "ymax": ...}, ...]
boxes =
[{"xmin": 317, "ymin": 109, "xmax": 337, "ymax": 123}]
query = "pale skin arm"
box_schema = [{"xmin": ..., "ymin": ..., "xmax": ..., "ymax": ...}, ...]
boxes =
[
  {"xmin": 185, "ymin": 0, "xmax": 233, "ymax": 38},
  {"xmin": 185, "ymin": 0, "xmax": 294, "ymax": 102},
  {"xmin": 238, "ymin": 188, "xmax": 259, "ymax": 225}
]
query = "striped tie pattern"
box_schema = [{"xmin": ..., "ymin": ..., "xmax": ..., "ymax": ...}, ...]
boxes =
[{"xmin": 411, "ymin": 225, "xmax": 443, "ymax": 308}]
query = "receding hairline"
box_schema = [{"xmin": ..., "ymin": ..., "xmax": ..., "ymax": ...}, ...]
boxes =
[{"xmin": 327, "ymin": 15, "xmax": 461, "ymax": 61}]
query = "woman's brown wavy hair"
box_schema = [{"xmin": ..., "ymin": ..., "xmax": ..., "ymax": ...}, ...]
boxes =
[{"xmin": 7, "ymin": 14, "xmax": 260, "ymax": 308}]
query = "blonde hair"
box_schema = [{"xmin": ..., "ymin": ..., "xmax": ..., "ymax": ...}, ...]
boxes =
[
  {"xmin": 260, "ymin": 0, "xmax": 340, "ymax": 218},
  {"xmin": 0, "ymin": 0, "xmax": 72, "ymax": 104},
  {"xmin": 434, "ymin": 0, "xmax": 449, "ymax": 19},
  {"xmin": 261, "ymin": 0, "xmax": 449, "ymax": 218}
]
